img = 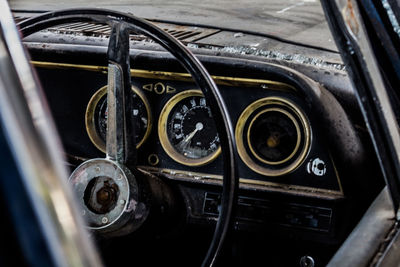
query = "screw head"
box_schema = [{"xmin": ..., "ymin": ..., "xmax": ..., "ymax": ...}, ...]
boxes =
[{"xmin": 101, "ymin": 217, "xmax": 108, "ymax": 224}]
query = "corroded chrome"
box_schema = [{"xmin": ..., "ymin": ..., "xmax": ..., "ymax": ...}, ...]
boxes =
[
  {"xmin": 0, "ymin": 1, "xmax": 102, "ymax": 266},
  {"xmin": 69, "ymin": 24, "xmax": 146, "ymax": 236},
  {"xmin": 106, "ymin": 63, "xmax": 127, "ymax": 163},
  {"xmin": 69, "ymin": 159, "xmax": 144, "ymax": 235}
]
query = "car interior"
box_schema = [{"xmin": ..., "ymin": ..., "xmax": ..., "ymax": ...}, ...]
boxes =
[{"xmin": 2, "ymin": 0, "xmax": 399, "ymax": 266}]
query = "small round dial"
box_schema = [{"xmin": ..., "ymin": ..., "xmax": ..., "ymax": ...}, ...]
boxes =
[
  {"xmin": 86, "ymin": 85, "xmax": 152, "ymax": 153},
  {"xmin": 159, "ymin": 90, "xmax": 221, "ymax": 166},
  {"xmin": 248, "ymin": 109, "xmax": 300, "ymax": 164},
  {"xmin": 236, "ymin": 97, "xmax": 311, "ymax": 176}
]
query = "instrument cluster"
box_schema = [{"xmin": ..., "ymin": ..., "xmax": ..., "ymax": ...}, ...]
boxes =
[
  {"xmin": 35, "ymin": 64, "xmax": 343, "ymax": 197},
  {"xmin": 85, "ymin": 84, "xmax": 311, "ymax": 177}
]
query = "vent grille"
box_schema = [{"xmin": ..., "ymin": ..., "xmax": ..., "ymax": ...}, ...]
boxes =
[
  {"xmin": 14, "ymin": 16, "xmax": 219, "ymax": 43},
  {"xmin": 14, "ymin": 16, "xmax": 27, "ymax": 23}
]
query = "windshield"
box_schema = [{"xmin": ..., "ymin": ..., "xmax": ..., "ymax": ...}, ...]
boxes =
[{"xmin": 9, "ymin": 0, "xmax": 336, "ymax": 51}]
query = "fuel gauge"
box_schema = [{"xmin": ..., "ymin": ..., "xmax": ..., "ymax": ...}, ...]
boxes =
[{"xmin": 236, "ymin": 97, "xmax": 311, "ymax": 176}]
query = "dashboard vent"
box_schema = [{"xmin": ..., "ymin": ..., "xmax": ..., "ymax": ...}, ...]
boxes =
[
  {"xmin": 13, "ymin": 16, "xmax": 27, "ymax": 24},
  {"xmin": 14, "ymin": 16, "xmax": 219, "ymax": 43}
]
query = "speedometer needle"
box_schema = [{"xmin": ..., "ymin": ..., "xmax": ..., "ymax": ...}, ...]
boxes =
[
  {"xmin": 179, "ymin": 122, "xmax": 204, "ymax": 150},
  {"xmin": 184, "ymin": 122, "xmax": 204, "ymax": 143}
]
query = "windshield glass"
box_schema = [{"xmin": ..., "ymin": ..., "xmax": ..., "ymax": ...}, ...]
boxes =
[{"xmin": 9, "ymin": 0, "xmax": 336, "ymax": 51}]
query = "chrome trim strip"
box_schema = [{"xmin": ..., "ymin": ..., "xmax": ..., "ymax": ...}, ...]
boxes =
[{"xmin": 139, "ymin": 166, "xmax": 344, "ymax": 198}]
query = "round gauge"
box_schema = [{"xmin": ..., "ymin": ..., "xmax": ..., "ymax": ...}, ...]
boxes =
[
  {"xmin": 236, "ymin": 97, "xmax": 311, "ymax": 176},
  {"xmin": 158, "ymin": 90, "xmax": 221, "ymax": 166},
  {"xmin": 248, "ymin": 108, "xmax": 300, "ymax": 165},
  {"xmin": 86, "ymin": 85, "xmax": 152, "ymax": 153}
]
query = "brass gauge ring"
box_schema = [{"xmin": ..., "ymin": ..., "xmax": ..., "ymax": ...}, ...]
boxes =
[
  {"xmin": 158, "ymin": 90, "xmax": 221, "ymax": 166},
  {"xmin": 235, "ymin": 97, "xmax": 311, "ymax": 176},
  {"xmin": 86, "ymin": 85, "xmax": 152, "ymax": 153}
]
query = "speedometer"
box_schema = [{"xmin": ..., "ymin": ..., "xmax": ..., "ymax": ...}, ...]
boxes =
[{"xmin": 158, "ymin": 90, "xmax": 221, "ymax": 166}]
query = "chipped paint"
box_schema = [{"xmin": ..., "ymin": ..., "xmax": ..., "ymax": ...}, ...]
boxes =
[
  {"xmin": 276, "ymin": 0, "xmax": 316, "ymax": 14},
  {"xmin": 276, "ymin": 2, "xmax": 305, "ymax": 14},
  {"xmin": 233, "ymin": 32, "xmax": 244, "ymax": 38},
  {"xmin": 30, "ymin": 20, "xmax": 345, "ymax": 71},
  {"xmin": 382, "ymin": 0, "xmax": 400, "ymax": 38},
  {"xmin": 125, "ymin": 199, "xmax": 137, "ymax": 212},
  {"xmin": 187, "ymin": 43, "xmax": 346, "ymax": 70}
]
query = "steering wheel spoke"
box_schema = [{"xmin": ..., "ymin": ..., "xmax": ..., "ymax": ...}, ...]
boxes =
[{"xmin": 106, "ymin": 22, "xmax": 137, "ymax": 165}]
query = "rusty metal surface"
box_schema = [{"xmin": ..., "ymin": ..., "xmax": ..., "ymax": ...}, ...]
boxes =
[{"xmin": 9, "ymin": 0, "xmax": 338, "ymax": 51}]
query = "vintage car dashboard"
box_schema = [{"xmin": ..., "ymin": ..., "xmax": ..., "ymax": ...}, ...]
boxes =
[
  {"xmin": 16, "ymin": 15, "xmax": 384, "ymax": 261},
  {"xmin": 35, "ymin": 62, "xmax": 342, "ymax": 195},
  {"xmin": 32, "ymin": 60, "xmax": 345, "ymax": 240}
]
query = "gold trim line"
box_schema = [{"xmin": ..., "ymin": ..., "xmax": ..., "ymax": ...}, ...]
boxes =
[{"xmin": 31, "ymin": 61, "xmax": 296, "ymax": 91}]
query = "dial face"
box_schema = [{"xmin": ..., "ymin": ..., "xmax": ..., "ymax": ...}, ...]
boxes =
[
  {"xmin": 86, "ymin": 86, "xmax": 151, "ymax": 153},
  {"xmin": 249, "ymin": 110, "xmax": 299, "ymax": 163},
  {"xmin": 95, "ymin": 92, "xmax": 148, "ymax": 145},
  {"xmin": 235, "ymin": 97, "xmax": 311, "ymax": 176},
  {"xmin": 168, "ymin": 95, "xmax": 220, "ymax": 159},
  {"xmin": 159, "ymin": 90, "xmax": 221, "ymax": 166}
]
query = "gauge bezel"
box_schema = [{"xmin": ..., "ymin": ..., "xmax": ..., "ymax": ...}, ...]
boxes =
[
  {"xmin": 247, "ymin": 107, "xmax": 302, "ymax": 165},
  {"xmin": 85, "ymin": 85, "xmax": 152, "ymax": 153},
  {"xmin": 158, "ymin": 89, "xmax": 221, "ymax": 166},
  {"xmin": 236, "ymin": 97, "xmax": 311, "ymax": 176}
]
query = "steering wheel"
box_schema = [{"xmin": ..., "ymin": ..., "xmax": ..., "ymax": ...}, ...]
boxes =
[{"xmin": 18, "ymin": 8, "xmax": 238, "ymax": 267}]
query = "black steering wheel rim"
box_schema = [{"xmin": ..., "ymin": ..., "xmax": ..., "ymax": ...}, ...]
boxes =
[{"xmin": 18, "ymin": 8, "xmax": 238, "ymax": 267}]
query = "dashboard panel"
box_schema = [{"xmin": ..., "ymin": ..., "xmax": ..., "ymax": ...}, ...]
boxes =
[
  {"xmin": 33, "ymin": 61, "xmax": 343, "ymax": 199},
  {"xmin": 24, "ymin": 39, "xmax": 380, "ymax": 257}
]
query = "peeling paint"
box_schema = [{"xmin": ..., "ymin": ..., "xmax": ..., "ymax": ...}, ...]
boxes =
[{"xmin": 187, "ymin": 43, "xmax": 346, "ymax": 71}]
